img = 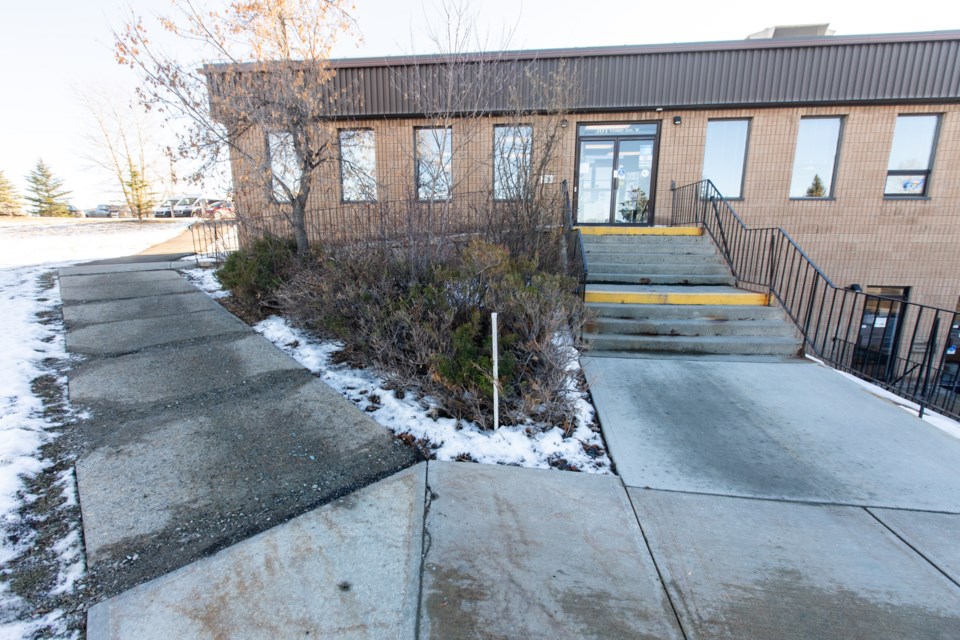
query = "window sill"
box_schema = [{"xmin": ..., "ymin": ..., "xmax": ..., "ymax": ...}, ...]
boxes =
[
  {"xmin": 788, "ymin": 197, "xmax": 836, "ymax": 202},
  {"xmin": 883, "ymin": 195, "xmax": 930, "ymax": 201}
]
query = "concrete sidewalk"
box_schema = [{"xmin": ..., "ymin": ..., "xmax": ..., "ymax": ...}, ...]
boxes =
[
  {"xmin": 60, "ymin": 261, "xmax": 419, "ymax": 599},
  {"xmin": 585, "ymin": 354, "xmax": 960, "ymax": 639},
  {"xmin": 62, "ymin": 257, "xmax": 960, "ymax": 639}
]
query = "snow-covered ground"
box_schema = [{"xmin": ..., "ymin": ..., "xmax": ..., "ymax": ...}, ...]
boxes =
[
  {"xmin": 805, "ymin": 354, "xmax": 960, "ymax": 439},
  {"xmin": 185, "ymin": 269, "xmax": 613, "ymax": 473},
  {"xmin": 0, "ymin": 219, "xmax": 191, "ymax": 639}
]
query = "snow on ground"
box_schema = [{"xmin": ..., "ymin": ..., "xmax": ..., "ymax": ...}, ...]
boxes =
[
  {"xmin": 185, "ymin": 268, "xmax": 612, "ymax": 473},
  {"xmin": 806, "ymin": 354, "xmax": 960, "ymax": 440},
  {"xmin": 0, "ymin": 219, "xmax": 192, "ymax": 639},
  {"xmin": 0, "ymin": 219, "xmax": 191, "ymax": 269}
]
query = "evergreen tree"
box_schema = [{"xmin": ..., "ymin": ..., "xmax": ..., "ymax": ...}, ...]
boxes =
[
  {"xmin": 806, "ymin": 173, "xmax": 827, "ymax": 198},
  {"xmin": 124, "ymin": 163, "xmax": 156, "ymax": 220},
  {"xmin": 25, "ymin": 159, "xmax": 71, "ymax": 217},
  {"xmin": 0, "ymin": 170, "xmax": 22, "ymax": 216}
]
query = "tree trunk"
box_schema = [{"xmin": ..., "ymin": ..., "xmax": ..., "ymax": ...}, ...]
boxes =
[{"xmin": 291, "ymin": 200, "xmax": 310, "ymax": 255}]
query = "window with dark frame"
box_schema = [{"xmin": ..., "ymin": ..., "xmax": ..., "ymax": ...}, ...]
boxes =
[
  {"xmin": 788, "ymin": 117, "xmax": 843, "ymax": 199},
  {"xmin": 415, "ymin": 127, "xmax": 452, "ymax": 201},
  {"xmin": 493, "ymin": 125, "xmax": 533, "ymax": 200},
  {"xmin": 266, "ymin": 131, "xmax": 301, "ymax": 204},
  {"xmin": 339, "ymin": 129, "xmax": 378, "ymax": 202},
  {"xmin": 701, "ymin": 119, "xmax": 750, "ymax": 199},
  {"xmin": 884, "ymin": 114, "xmax": 940, "ymax": 197}
]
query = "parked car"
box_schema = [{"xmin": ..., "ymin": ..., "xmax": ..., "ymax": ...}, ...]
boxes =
[
  {"xmin": 67, "ymin": 205, "xmax": 84, "ymax": 217},
  {"xmin": 172, "ymin": 196, "xmax": 205, "ymax": 218},
  {"xmin": 202, "ymin": 200, "xmax": 235, "ymax": 219},
  {"xmin": 154, "ymin": 197, "xmax": 182, "ymax": 218},
  {"xmin": 86, "ymin": 204, "xmax": 128, "ymax": 218}
]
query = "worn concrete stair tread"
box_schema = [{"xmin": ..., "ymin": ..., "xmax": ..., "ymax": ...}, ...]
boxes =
[
  {"xmin": 586, "ymin": 250, "xmax": 723, "ymax": 268},
  {"xmin": 584, "ymin": 332, "xmax": 802, "ymax": 355},
  {"xmin": 577, "ymin": 225, "xmax": 701, "ymax": 236},
  {"xmin": 591, "ymin": 316, "xmax": 799, "ymax": 338},
  {"xmin": 585, "ymin": 284, "xmax": 770, "ymax": 306},
  {"xmin": 584, "ymin": 243, "xmax": 718, "ymax": 255},
  {"xmin": 588, "ymin": 302, "xmax": 788, "ymax": 321},
  {"xmin": 587, "ymin": 273, "xmax": 737, "ymax": 286},
  {"xmin": 585, "ymin": 261, "xmax": 730, "ymax": 275}
]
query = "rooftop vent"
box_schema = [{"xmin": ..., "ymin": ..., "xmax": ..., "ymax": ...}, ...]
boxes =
[{"xmin": 747, "ymin": 24, "xmax": 835, "ymax": 39}]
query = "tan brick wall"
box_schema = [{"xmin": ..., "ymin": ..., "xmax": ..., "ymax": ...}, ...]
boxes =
[{"xmin": 231, "ymin": 103, "xmax": 960, "ymax": 311}]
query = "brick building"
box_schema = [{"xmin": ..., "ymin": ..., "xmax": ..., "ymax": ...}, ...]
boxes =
[{"xmin": 206, "ymin": 27, "xmax": 960, "ymax": 311}]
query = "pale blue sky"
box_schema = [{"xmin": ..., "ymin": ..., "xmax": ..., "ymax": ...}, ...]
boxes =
[{"xmin": 1, "ymin": 0, "xmax": 957, "ymax": 207}]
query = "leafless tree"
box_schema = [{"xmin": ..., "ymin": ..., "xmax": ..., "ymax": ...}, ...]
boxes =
[
  {"xmin": 114, "ymin": 0, "xmax": 359, "ymax": 253},
  {"xmin": 82, "ymin": 92, "xmax": 160, "ymax": 220}
]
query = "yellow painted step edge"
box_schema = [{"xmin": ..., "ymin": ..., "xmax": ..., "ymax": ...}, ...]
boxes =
[
  {"xmin": 585, "ymin": 291, "xmax": 770, "ymax": 306},
  {"xmin": 576, "ymin": 226, "xmax": 702, "ymax": 236}
]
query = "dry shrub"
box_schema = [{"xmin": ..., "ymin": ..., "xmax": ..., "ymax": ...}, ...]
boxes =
[{"xmin": 278, "ymin": 238, "xmax": 588, "ymax": 429}]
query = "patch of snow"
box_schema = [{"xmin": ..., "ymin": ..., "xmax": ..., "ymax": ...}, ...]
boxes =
[
  {"xmin": 0, "ymin": 219, "xmax": 192, "ymax": 269},
  {"xmin": 0, "ymin": 267, "xmax": 83, "ymax": 639},
  {"xmin": 255, "ymin": 315, "xmax": 611, "ymax": 473},
  {"xmin": 182, "ymin": 267, "xmax": 230, "ymax": 299},
  {"xmin": 0, "ymin": 219, "xmax": 196, "ymax": 638},
  {"xmin": 807, "ymin": 355, "xmax": 960, "ymax": 440}
]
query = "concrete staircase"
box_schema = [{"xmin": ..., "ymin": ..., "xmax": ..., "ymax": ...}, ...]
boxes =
[{"xmin": 581, "ymin": 228, "xmax": 802, "ymax": 356}]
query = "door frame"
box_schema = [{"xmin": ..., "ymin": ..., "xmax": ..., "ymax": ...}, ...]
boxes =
[{"xmin": 573, "ymin": 120, "xmax": 662, "ymax": 225}]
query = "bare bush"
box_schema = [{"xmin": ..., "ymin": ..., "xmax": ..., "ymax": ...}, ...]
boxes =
[{"xmin": 277, "ymin": 239, "xmax": 588, "ymax": 429}]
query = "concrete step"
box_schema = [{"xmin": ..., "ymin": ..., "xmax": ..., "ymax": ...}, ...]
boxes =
[
  {"xmin": 590, "ymin": 317, "xmax": 799, "ymax": 338},
  {"xmin": 581, "ymin": 233, "xmax": 710, "ymax": 244},
  {"xmin": 584, "ymin": 333, "xmax": 802, "ymax": 356},
  {"xmin": 577, "ymin": 226, "xmax": 701, "ymax": 237},
  {"xmin": 582, "ymin": 235, "xmax": 708, "ymax": 243},
  {"xmin": 583, "ymin": 240, "xmax": 716, "ymax": 253},
  {"xmin": 587, "ymin": 273, "xmax": 737, "ymax": 286},
  {"xmin": 585, "ymin": 285, "xmax": 769, "ymax": 306},
  {"xmin": 588, "ymin": 303, "xmax": 788, "ymax": 321},
  {"xmin": 586, "ymin": 262, "xmax": 730, "ymax": 276},
  {"xmin": 584, "ymin": 250, "xmax": 722, "ymax": 262}
]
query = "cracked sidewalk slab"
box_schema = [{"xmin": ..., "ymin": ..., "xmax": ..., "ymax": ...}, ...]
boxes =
[
  {"xmin": 584, "ymin": 356, "xmax": 960, "ymax": 512},
  {"xmin": 64, "ymin": 308, "xmax": 248, "ymax": 356},
  {"xmin": 630, "ymin": 488, "xmax": 960, "ymax": 640},
  {"xmin": 87, "ymin": 463, "xmax": 428, "ymax": 640},
  {"xmin": 61, "ymin": 290, "xmax": 220, "ymax": 328},
  {"xmin": 419, "ymin": 461, "xmax": 684, "ymax": 640},
  {"xmin": 75, "ymin": 371, "xmax": 420, "ymax": 594},
  {"xmin": 868, "ymin": 507, "xmax": 960, "ymax": 586},
  {"xmin": 68, "ymin": 332, "xmax": 303, "ymax": 410},
  {"xmin": 59, "ymin": 269, "xmax": 197, "ymax": 303}
]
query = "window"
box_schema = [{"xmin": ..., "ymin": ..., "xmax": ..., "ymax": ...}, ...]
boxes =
[
  {"xmin": 416, "ymin": 127, "xmax": 452, "ymax": 200},
  {"xmin": 788, "ymin": 117, "xmax": 843, "ymax": 199},
  {"xmin": 266, "ymin": 131, "xmax": 301, "ymax": 203},
  {"xmin": 493, "ymin": 125, "xmax": 533, "ymax": 200},
  {"xmin": 884, "ymin": 114, "xmax": 940, "ymax": 197},
  {"xmin": 701, "ymin": 119, "xmax": 750, "ymax": 199},
  {"xmin": 339, "ymin": 129, "xmax": 378, "ymax": 202}
]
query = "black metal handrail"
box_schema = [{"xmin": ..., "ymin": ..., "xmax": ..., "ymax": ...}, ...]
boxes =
[
  {"xmin": 561, "ymin": 179, "xmax": 587, "ymax": 300},
  {"xmin": 672, "ymin": 179, "xmax": 960, "ymax": 420},
  {"xmin": 190, "ymin": 218, "xmax": 239, "ymax": 267}
]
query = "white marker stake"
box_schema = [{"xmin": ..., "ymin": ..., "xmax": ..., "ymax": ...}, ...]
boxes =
[{"xmin": 492, "ymin": 312, "xmax": 499, "ymax": 431}]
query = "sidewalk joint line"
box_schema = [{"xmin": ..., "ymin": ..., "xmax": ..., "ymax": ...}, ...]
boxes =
[
  {"xmin": 625, "ymin": 485, "xmax": 960, "ymax": 516},
  {"xmin": 863, "ymin": 507, "xmax": 960, "ymax": 591},
  {"xmin": 622, "ymin": 481, "xmax": 690, "ymax": 640},
  {"xmin": 414, "ymin": 461, "xmax": 434, "ymax": 640}
]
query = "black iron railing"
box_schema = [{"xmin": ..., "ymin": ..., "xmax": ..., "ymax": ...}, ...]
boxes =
[
  {"xmin": 561, "ymin": 180, "xmax": 587, "ymax": 300},
  {"xmin": 190, "ymin": 218, "xmax": 239, "ymax": 266},
  {"xmin": 672, "ymin": 179, "xmax": 960, "ymax": 420}
]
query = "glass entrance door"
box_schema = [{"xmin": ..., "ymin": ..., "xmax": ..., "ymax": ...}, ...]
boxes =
[
  {"xmin": 575, "ymin": 123, "xmax": 658, "ymax": 225},
  {"xmin": 614, "ymin": 139, "xmax": 654, "ymax": 224},
  {"xmin": 576, "ymin": 140, "xmax": 615, "ymax": 223}
]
